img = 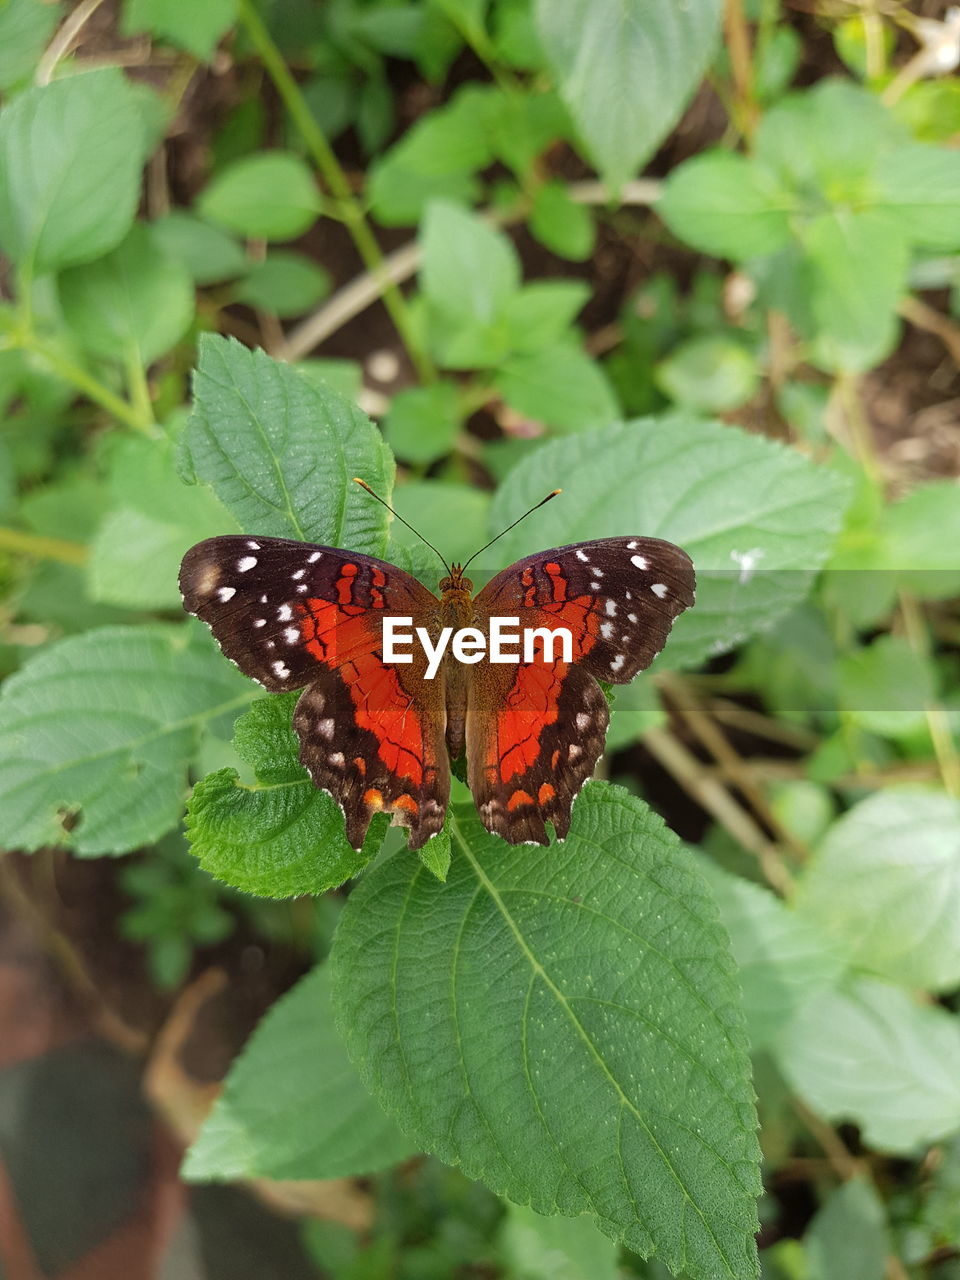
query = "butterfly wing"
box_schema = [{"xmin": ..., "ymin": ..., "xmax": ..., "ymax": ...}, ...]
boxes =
[
  {"xmin": 180, "ymin": 535, "xmax": 449, "ymax": 850},
  {"xmin": 466, "ymin": 537, "xmax": 695, "ymax": 843}
]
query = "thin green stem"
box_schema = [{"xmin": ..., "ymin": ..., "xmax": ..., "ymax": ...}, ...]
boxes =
[
  {"xmin": 16, "ymin": 334, "xmax": 155, "ymax": 434},
  {"xmin": 898, "ymin": 589, "xmax": 960, "ymax": 799},
  {"xmin": 124, "ymin": 341, "xmax": 156, "ymax": 428},
  {"xmin": 0, "ymin": 527, "xmax": 88, "ymax": 565},
  {"xmin": 236, "ymin": 0, "xmax": 436, "ymax": 384}
]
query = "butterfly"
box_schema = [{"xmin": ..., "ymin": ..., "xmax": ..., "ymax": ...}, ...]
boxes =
[{"xmin": 179, "ymin": 485, "xmax": 695, "ymax": 851}]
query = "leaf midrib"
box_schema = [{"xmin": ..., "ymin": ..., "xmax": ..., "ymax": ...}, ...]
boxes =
[{"xmin": 448, "ymin": 811, "xmax": 739, "ymax": 1278}]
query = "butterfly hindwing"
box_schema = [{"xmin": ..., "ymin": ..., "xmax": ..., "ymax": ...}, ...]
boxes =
[
  {"xmin": 180, "ymin": 535, "xmax": 448, "ymax": 849},
  {"xmin": 466, "ymin": 660, "xmax": 608, "ymax": 844}
]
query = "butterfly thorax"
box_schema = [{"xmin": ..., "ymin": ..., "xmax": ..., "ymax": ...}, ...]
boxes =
[{"xmin": 437, "ymin": 565, "xmax": 475, "ymax": 628}]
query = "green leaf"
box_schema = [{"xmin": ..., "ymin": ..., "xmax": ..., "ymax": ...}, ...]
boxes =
[
  {"xmin": 800, "ymin": 209, "xmax": 908, "ymax": 372},
  {"xmin": 197, "ymin": 152, "xmax": 321, "ymax": 241},
  {"xmin": 89, "ymin": 432, "xmax": 236, "ymax": 610},
  {"xmin": 837, "ymin": 635, "xmax": 936, "ymax": 738},
  {"xmin": 500, "ymin": 1202, "xmax": 620, "ymax": 1280},
  {"xmin": 383, "ymin": 382, "xmax": 462, "ymax": 465},
  {"xmin": 753, "ymin": 80, "xmax": 903, "ymax": 196},
  {"xmin": 776, "ymin": 977, "xmax": 960, "ymax": 1153},
  {"xmin": 795, "ymin": 789, "xmax": 960, "ymax": 992},
  {"xmin": 657, "ymin": 152, "xmax": 794, "ymax": 261},
  {"xmin": 58, "ymin": 223, "xmax": 195, "ymax": 365},
  {"xmin": 181, "ymin": 334, "xmax": 393, "ymax": 551},
  {"xmin": 417, "ymin": 824, "xmax": 451, "ymax": 882},
  {"xmin": 184, "ymin": 965, "xmax": 417, "ymax": 1181},
  {"xmin": 297, "ymin": 357, "xmax": 363, "ymax": 403},
  {"xmin": 151, "ymin": 211, "xmax": 249, "ymax": 284},
  {"xmin": 535, "ymin": 0, "xmax": 724, "ymax": 192},
  {"xmin": 501, "ymin": 280, "xmax": 591, "ymax": 353},
  {"xmin": 873, "ymin": 144, "xmax": 960, "ymax": 251},
  {"xmin": 234, "ymin": 249, "xmax": 331, "ymax": 317},
  {"xmin": 879, "ymin": 479, "xmax": 960, "ymax": 599},
  {"xmin": 489, "ymin": 417, "xmax": 851, "ymax": 669},
  {"xmin": 806, "ymin": 1179, "xmax": 889, "ymax": 1280},
  {"xmin": 122, "ymin": 0, "xmax": 236, "ymax": 60},
  {"xmin": 367, "ymin": 87, "xmax": 490, "ymax": 225},
  {"xmin": 0, "ymin": 625, "xmax": 251, "ymax": 855},
  {"xmin": 699, "ymin": 862, "xmax": 845, "ymax": 1051},
  {"xmin": 0, "ymin": 68, "xmax": 148, "ymax": 274},
  {"xmin": 495, "ymin": 342, "xmax": 619, "ymax": 432},
  {"xmin": 530, "ymin": 180, "xmax": 595, "ymax": 261},
  {"xmin": 0, "ymin": 0, "xmax": 62, "ymax": 91},
  {"xmin": 186, "ymin": 693, "xmax": 376, "ymax": 897},
  {"xmin": 332, "ymin": 784, "xmax": 761, "ymax": 1279},
  {"xmin": 390, "ymin": 480, "xmax": 491, "ymax": 568},
  {"xmin": 655, "ymin": 336, "xmax": 761, "ymax": 413},
  {"xmin": 421, "ymin": 199, "xmax": 520, "ymax": 367}
]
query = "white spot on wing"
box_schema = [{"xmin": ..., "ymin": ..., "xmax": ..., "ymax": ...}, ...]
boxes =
[
  {"xmin": 329, "ymin": 752, "xmax": 345, "ymax": 767},
  {"xmin": 238, "ymin": 556, "xmax": 257, "ymax": 572},
  {"xmin": 247, "ymin": 540, "xmax": 260, "ymax": 550},
  {"xmin": 272, "ymin": 660, "xmax": 291, "ymax": 679},
  {"xmin": 217, "ymin": 586, "xmax": 236, "ymax": 602},
  {"xmin": 297, "ymin": 583, "xmax": 308, "ymax": 592},
  {"xmin": 600, "ymin": 621, "xmax": 614, "ymax": 639},
  {"xmin": 651, "ymin": 583, "xmax": 668, "ymax": 599},
  {"xmin": 630, "ymin": 554, "xmax": 649, "ymax": 570},
  {"xmin": 308, "ymin": 551, "xmax": 322, "ymax": 563},
  {"xmin": 575, "ymin": 549, "xmax": 588, "ymax": 562},
  {"xmin": 568, "ymin": 744, "xmax": 582, "ymax": 759},
  {"xmin": 292, "ymin": 569, "xmax": 305, "ymax": 580},
  {"xmin": 318, "ymin": 718, "xmax": 335, "ymax": 739},
  {"xmin": 284, "ymin": 627, "xmax": 299, "ymax": 644},
  {"xmin": 610, "ymin": 654, "xmax": 625, "ymax": 672},
  {"xmin": 628, "ymin": 613, "xmax": 637, "ymax": 624},
  {"xmin": 591, "ymin": 581, "xmax": 601, "ymax": 591},
  {"xmin": 576, "ymin": 712, "xmax": 590, "ymax": 731},
  {"xmin": 627, "ymin": 540, "xmax": 638, "ymax": 549},
  {"xmin": 605, "ymin": 599, "xmax": 617, "ymax": 616},
  {"xmin": 278, "ymin": 604, "xmax": 292, "ymax": 621},
  {"xmin": 254, "ymin": 618, "xmax": 266, "ymax": 628}
]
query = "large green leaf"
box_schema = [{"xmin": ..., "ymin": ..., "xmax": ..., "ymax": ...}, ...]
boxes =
[
  {"xmin": 657, "ymin": 152, "xmax": 794, "ymax": 261},
  {"xmin": 58, "ymin": 223, "xmax": 195, "ymax": 365},
  {"xmin": 0, "ymin": 68, "xmax": 148, "ymax": 274},
  {"xmin": 805, "ymin": 1179, "xmax": 890, "ymax": 1280},
  {"xmin": 332, "ymin": 783, "xmax": 761, "ymax": 1279},
  {"xmin": 499, "ymin": 1202, "xmax": 620, "ymax": 1280},
  {"xmin": 699, "ymin": 861, "xmax": 845, "ymax": 1050},
  {"xmin": 795, "ymin": 789, "xmax": 960, "ymax": 992},
  {"xmin": 197, "ymin": 151, "xmax": 321, "ymax": 241},
  {"xmin": 872, "ymin": 144, "xmax": 960, "ymax": 251},
  {"xmin": 186, "ymin": 694, "xmax": 376, "ymax": 897},
  {"xmin": 495, "ymin": 342, "xmax": 620, "ymax": 433},
  {"xmin": 488, "ymin": 417, "xmax": 851, "ymax": 669},
  {"xmin": 800, "ymin": 208, "xmax": 908, "ymax": 372},
  {"xmin": 535, "ymin": 0, "xmax": 723, "ymax": 192},
  {"xmin": 122, "ymin": 0, "xmax": 237, "ymax": 60},
  {"xmin": 184, "ymin": 965, "xmax": 418, "ymax": 1181},
  {"xmin": 0, "ymin": 625, "xmax": 251, "ymax": 855},
  {"xmin": 180, "ymin": 334, "xmax": 393, "ymax": 553},
  {"xmin": 776, "ymin": 977, "xmax": 960, "ymax": 1153},
  {"xmin": 89, "ymin": 432, "xmax": 236, "ymax": 611}
]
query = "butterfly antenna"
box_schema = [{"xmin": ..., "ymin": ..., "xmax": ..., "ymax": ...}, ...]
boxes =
[
  {"xmin": 461, "ymin": 489, "xmax": 562, "ymax": 574},
  {"xmin": 353, "ymin": 478, "xmax": 452, "ymax": 576}
]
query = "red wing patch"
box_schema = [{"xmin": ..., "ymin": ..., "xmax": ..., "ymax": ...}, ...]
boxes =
[{"xmin": 467, "ymin": 660, "xmax": 609, "ymax": 845}]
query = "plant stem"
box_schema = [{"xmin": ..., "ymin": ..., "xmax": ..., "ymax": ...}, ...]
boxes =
[
  {"xmin": 0, "ymin": 527, "xmax": 88, "ymax": 565},
  {"xmin": 898, "ymin": 589, "xmax": 960, "ymax": 799},
  {"xmin": 15, "ymin": 334, "xmax": 155, "ymax": 433},
  {"xmin": 235, "ymin": 0, "xmax": 436, "ymax": 384},
  {"xmin": 124, "ymin": 341, "xmax": 156, "ymax": 428}
]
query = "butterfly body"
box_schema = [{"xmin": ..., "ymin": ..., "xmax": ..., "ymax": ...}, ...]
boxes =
[{"xmin": 180, "ymin": 533, "xmax": 694, "ymax": 851}]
